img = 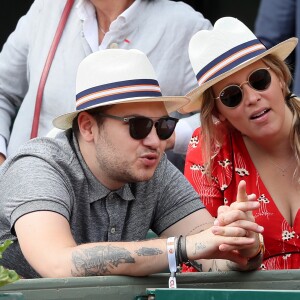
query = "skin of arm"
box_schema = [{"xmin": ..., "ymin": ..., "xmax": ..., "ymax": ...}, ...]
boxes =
[
  {"xmin": 0, "ymin": 153, "xmax": 5, "ymax": 165},
  {"xmin": 14, "ymin": 182, "xmax": 263, "ymax": 277}
]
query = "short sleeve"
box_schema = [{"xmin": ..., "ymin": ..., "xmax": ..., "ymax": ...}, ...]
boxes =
[{"xmin": 0, "ymin": 155, "xmax": 73, "ymax": 232}]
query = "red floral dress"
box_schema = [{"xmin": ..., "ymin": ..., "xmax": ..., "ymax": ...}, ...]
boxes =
[{"xmin": 184, "ymin": 126, "xmax": 300, "ymax": 270}]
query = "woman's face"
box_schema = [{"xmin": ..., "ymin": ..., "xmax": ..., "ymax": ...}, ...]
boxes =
[{"xmin": 212, "ymin": 60, "xmax": 291, "ymax": 141}]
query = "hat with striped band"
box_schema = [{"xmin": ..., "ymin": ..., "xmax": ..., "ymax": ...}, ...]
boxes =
[
  {"xmin": 179, "ymin": 17, "xmax": 298, "ymax": 113},
  {"xmin": 53, "ymin": 49, "xmax": 190, "ymax": 129}
]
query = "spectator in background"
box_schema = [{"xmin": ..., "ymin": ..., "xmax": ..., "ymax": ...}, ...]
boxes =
[
  {"xmin": 0, "ymin": 0, "xmax": 212, "ymax": 171},
  {"xmin": 255, "ymin": 0, "xmax": 300, "ymax": 95}
]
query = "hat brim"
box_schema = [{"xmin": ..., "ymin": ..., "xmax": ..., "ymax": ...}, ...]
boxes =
[
  {"xmin": 53, "ymin": 96, "xmax": 190, "ymax": 130},
  {"xmin": 179, "ymin": 37, "xmax": 298, "ymax": 114}
]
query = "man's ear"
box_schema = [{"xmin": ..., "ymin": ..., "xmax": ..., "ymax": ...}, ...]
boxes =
[{"xmin": 78, "ymin": 112, "xmax": 97, "ymax": 142}]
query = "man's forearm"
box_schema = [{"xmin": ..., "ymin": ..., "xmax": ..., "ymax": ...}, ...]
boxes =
[{"xmin": 68, "ymin": 239, "xmax": 168, "ymax": 277}]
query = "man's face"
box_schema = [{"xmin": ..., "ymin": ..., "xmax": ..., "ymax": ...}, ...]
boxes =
[{"xmin": 93, "ymin": 102, "xmax": 170, "ymax": 190}]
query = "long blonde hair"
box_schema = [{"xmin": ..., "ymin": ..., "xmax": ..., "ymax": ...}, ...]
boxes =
[{"xmin": 199, "ymin": 54, "xmax": 300, "ymax": 182}]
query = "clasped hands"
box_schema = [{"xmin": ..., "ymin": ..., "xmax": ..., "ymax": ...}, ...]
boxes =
[
  {"xmin": 187, "ymin": 180, "xmax": 264, "ymax": 268},
  {"xmin": 212, "ymin": 180, "xmax": 264, "ymax": 265}
]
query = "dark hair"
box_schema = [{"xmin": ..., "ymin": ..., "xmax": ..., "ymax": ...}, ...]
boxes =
[{"xmin": 72, "ymin": 105, "xmax": 114, "ymax": 136}]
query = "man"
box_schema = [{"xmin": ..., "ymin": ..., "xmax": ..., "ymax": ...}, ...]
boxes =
[{"xmin": 0, "ymin": 49, "xmax": 263, "ymax": 279}]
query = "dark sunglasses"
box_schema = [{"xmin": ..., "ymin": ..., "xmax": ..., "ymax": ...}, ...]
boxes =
[
  {"xmin": 97, "ymin": 113, "xmax": 178, "ymax": 140},
  {"xmin": 214, "ymin": 67, "xmax": 272, "ymax": 108}
]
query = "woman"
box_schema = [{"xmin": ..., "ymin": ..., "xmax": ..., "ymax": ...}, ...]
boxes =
[{"xmin": 180, "ymin": 17, "xmax": 300, "ymax": 270}]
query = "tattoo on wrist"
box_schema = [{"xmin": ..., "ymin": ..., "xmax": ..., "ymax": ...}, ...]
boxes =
[
  {"xmin": 193, "ymin": 242, "xmax": 206, "ymax": 255},
  {"xmin": 71, "ymin": 245, "xmax": 135, "ymax": 276},
  {"xmin": 135, "ymin": 247, "xmax": 163, "ymax": 256},
  {"xmin": 226, "ymin": 260, "xmax": 240, "ymax": 271}
]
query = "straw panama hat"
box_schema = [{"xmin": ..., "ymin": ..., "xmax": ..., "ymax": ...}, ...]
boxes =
[
  {"xmin": 179, "ymin": 17, "xmax": 298, "ymax": 114},
  {"xmin": 53, "ymin": 49, "xmax": 190, "ymax": 129}
]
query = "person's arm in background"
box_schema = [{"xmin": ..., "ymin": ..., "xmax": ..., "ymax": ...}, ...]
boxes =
[
  {"xmin": 255, "ymin": 0, "xmax": 295, "ymax": 47},
  {"xmin": 165, "ymin": 113, "xmax": 200, "ymax": 154},
  {"xmin": 0, "ymin": 135, "xmax": 6, "ymax": 165},
  {"xmin": 173, "ymin": 113, "xmax": 200, "ymax": 155},
  {"xmin": 0, "ymin": 0, "xmax": 41, "ymax": 155},
  {"xmin": 170, "ymin": 7, "xmax": 213, "ymax": 156}
]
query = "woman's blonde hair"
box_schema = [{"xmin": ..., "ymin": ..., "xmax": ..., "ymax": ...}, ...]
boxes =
[{"xmin": 200, "ymin": 54, "xmax": 300, "ymax": 182}]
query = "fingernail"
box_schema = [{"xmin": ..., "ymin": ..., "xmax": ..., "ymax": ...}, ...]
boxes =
[
  {"xmin": 258, "ymin": 225, "xmax": 264, "ymax": 232},
  {"xmin": 214, "ymin": 219, "xmax": 219, "ymax": 225}
]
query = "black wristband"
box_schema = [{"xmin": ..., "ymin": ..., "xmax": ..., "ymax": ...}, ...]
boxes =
[
  {"xmin": 177, "ymin": 235, "xmax": 183, "ymax": 265},
  {"xmin": 180, "ymin": 235, "xmax": 188, "ymax": 263}
]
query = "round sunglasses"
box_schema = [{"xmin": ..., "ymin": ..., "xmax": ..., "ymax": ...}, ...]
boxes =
[
  {"xmin": 214, "ymin": 67, "xmax": 272, "ymax": 108},
  {"xmin": 97, "ymin": 113, "xmax": 178, "ymax": 140}
]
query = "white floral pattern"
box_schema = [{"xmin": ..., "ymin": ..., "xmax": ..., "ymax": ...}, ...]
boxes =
[
  {"xmin": 282, "ymin": 230, "xmax": 296, "ymax": 241},
  {"xmin": 189, "ymin": 136, "xmax": 199, "ymax": 148},
  {"xmin": 257, "ymin": 194, "xmax": 270, "ymax": 204}
]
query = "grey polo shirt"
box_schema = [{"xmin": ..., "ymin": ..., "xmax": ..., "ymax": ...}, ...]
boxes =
[{"xmin": 0, "ymin": 130, "xmax": 204, "ymax": 278}]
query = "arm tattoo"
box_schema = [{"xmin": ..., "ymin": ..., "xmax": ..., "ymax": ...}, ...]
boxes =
[
  {"xmin": 226, "ymin": 260, "xmax": 240, "ymax": 271},
  {"xmin": 193, "ymin": 242, "xmax": 206, "ymax": 255},
  {"xmin": 210, "ymin": 259, "xmax": 220, "ymax": 272},
  {"xmin": 135, "ymin": 247, "xmax": 163, "ymax": 256},
  {"xmin": 71, "ymin": 245, "xmax": 135, "ymax": 276}
]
